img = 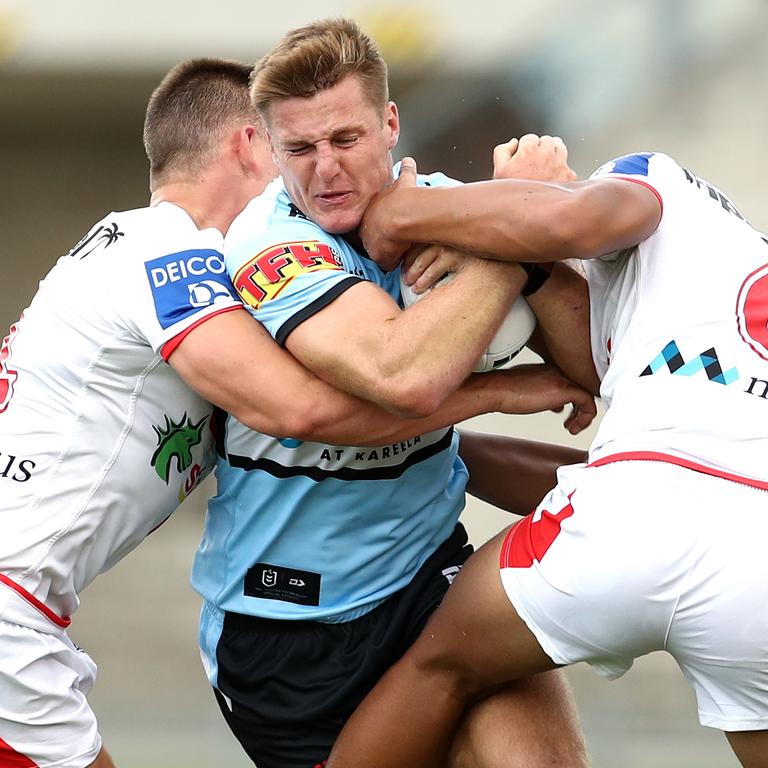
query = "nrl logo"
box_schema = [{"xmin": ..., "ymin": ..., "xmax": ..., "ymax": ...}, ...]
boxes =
[{"xmin": 151, "ymin": 413, "xmax": 207, "ymax": 484}]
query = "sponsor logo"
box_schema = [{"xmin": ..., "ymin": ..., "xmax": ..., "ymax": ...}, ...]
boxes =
[
  {"xmin": 640, "ymin": 340, "xmax": 739, "ymax": 385},
  {"xmin": 0, "ymin": 451, "xmax": 36, "ymax": 483},
  {"xmin": 244, "ymin": 563, "xmax": 321, "ymax": 606},
  {"xmin": 683, "ymin": 167, "xmax": 746, "ymax": 221},
  {"xmin": 151, "ymin": 413, "xmax": 207, "ymax": 484},
  {"xmin": 67, "ymin": 221, "xmax": 124, "ymax": 259},
  {"xmin": 232, "ymin": 240, "xmax": 342, "ymax": 310},
  {"xmin": 441, "ymin": 565, "xmax": 461, "ymax": 584},
  {"xmin": 737, "ymin": 263, "xmax": 768, "ymax": 361},
  {"xmin": 145, "ymin": 250, "xmax": 238, "ymax": 329},
  {"xmin": 188, "ymin": 280, "xmax": 235, "ymax": 308}
]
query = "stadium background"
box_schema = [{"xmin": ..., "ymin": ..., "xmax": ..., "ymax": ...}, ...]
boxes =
[{"xmin": 1, "ymin": 0, "xmax": 766, "ymax": 765}]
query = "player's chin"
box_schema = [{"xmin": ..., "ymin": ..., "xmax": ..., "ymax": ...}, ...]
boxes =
[{"xmin": 313, "ymin": 207, "xmax": 364, "ymax": 236}]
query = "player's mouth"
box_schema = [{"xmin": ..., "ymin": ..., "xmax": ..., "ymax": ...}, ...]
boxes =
[{"xmin": 316, "ymin": 190, "xmax": 353, "ymax": 207}]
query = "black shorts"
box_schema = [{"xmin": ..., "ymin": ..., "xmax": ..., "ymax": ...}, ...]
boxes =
[{"xmin": 213, "ymin": 523, "xmax": 473, "ymax": 768}]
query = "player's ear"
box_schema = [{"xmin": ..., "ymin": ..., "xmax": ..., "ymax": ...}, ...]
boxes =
[
  {"xmin": 385, "ymin": 101, "xmax": 400, "ymax": 150},
  {"xmin": 236, "ymin": 125, "xmax": 257, "ymax": 169}
]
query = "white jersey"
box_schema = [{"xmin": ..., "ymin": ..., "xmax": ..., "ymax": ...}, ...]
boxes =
[
  {"xmin": 0, "ymin": 202, "xmax": 242, "ymax": 632},
  {"xmin": 585, "ymin": 152, "xmax": 768, "ymax": 487}
]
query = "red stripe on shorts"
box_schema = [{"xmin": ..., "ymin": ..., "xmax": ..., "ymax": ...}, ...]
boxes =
[
  {"xmin": 0, "ymin": 738, "xmax": 39, "ymax": 767},
  {"xmin": 500, "ymin": 492, "xmax": 575, "ymax": 568}
]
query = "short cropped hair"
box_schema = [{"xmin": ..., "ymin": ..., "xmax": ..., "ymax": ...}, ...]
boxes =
[
  {"xmin": 143, "ymin": 58, "xmax": 258, "ymax": 189},
  {"xmin": 250, "ymin": 17, "xmax": 389, "ymax": 123}
]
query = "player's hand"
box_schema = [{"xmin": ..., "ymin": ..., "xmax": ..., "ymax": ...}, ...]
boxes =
[
  {"xmin": 401, "ymin": 243, "xmax": 474, "ymax": 294},
  {"xmin": 493, "ymin": 363, "xmax": 597, "ymax": 434},
  {"xmin": 493, "ymin": 134, "xmax": 577, "ymax": 183},
  {"xmin": 360, "ymin": 157, "xmax": 418, "ymax": 271}
]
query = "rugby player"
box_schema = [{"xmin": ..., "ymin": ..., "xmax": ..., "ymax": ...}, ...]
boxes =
[
  {"xmin": 0, "ymin": 58, "xmax": 590, "ymax": 768},
  {"xmin": 192, "ymin": 17, "xmax": 594, "ymax": 768},
  {"xmin": 326, "ymin": 148, "xmax": 768, "ymax": 768}
]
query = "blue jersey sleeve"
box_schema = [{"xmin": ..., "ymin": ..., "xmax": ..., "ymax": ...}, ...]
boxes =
[{"xmin": 226, "ymin": 213, "xmax": 362, "ymax": 345}]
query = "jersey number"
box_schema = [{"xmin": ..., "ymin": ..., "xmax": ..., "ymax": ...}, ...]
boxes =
[{"xmin": 0, "ymin": 320, "xmax": 20, "ymax": 414}]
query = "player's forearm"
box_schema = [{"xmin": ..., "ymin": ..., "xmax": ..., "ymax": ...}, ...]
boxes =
[
  {"xmin": 525, "ymin": 262, "xmax": 601, "ymax": 395},
  {"xmin": 380, "ymin": 179, "xmax": 655, "ymax": 264},
  {"xmin": 366, "ymin": 259, "xmax": 527, "ymax": 417},
  {"xmin": 459, "ymin": 430, "xmax": 587, "ymax": 515},
  {"xmin": 297, "ymin": 372, "xmax": 513, "ymax": 447}
]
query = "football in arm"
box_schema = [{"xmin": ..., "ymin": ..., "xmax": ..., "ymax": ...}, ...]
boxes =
[{"xmin": 399, "ymin": 272, "xmax": 536, "ymax": 373}]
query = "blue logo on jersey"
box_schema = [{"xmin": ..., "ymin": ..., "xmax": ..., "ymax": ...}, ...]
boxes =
[
  {"xmin": 278, "ymin": 437, "xmax": 304, "ymax": 449},
  {"xmin": 641, "ymin": 340, "xmax": 739, "ymax": 385},
  {"xmin": 602, "ymin": 153, "xmax": 654, "ymax": 177},
  {"xmin": 145, "ymin": 249, "xmax": 238, "ymax": 329}
]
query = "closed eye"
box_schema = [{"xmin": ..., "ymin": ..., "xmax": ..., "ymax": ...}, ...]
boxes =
[{"xmin": 283, "ymin": 144, "xmax": 312, "ymax": 156}]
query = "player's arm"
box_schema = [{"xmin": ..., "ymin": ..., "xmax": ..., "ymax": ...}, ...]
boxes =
[
  {"xmin": 168, "ymin": 309, "xmax": 596, "ymax": 445},
  {"xmin": 362, "ymin": 176, "xmax": 662, "ymax": 268},
  {"xmin": 459, "ymin": 429, "xmax": 587, "ymax": 515},
  {"xmin": 283, "ymin": 253, "xmax": 527, "ymax": 418},
  {"xmin": 524, "ymin": 260, "xmax": 600, "ymax": 395}
]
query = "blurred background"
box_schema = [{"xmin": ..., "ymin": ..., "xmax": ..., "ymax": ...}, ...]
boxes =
[{"xmin": 2, "ymin": 0, "xmax": 766, "ymax": 765}]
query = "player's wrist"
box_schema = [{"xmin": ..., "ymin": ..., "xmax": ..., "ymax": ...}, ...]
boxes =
[{"xmin": 519, "ymin": 262, "xmax": 554, "ymax": 296}]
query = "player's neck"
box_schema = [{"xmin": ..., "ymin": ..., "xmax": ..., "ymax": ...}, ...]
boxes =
[{"xmin": 150, "ymin": 177, "xmax": 246, "ymax": 235}]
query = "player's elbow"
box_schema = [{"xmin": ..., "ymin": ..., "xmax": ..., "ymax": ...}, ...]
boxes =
[
  {"xmin": 371, "ymin": 375, "xmax": 447, "ymax": 419},
  {"xmin": 233, "ymin": 401, "xmax": 332, "ymax": 441}
]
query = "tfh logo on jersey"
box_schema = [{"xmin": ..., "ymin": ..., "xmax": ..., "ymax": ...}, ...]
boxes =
[
  {"xmin": 233, "ymin": 240, "xmax": 342, "ymax": 310},
  {"xmin": 145, "ymin": 249, "xmax": 238, "ymax": 329}
]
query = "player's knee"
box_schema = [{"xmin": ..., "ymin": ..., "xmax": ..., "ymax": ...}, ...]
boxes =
[{"xmin": 404, "ymin": 633, "xmax": 495, "ymax": 706}]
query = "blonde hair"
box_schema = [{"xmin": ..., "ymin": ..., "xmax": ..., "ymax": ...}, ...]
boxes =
[
  {"xmin": 250, "ymin": 17, "xmax": 389, "ymax": 123},
  {"xmin": 144, "ymin": 58, "xmax": 258, "ymax": 189}
]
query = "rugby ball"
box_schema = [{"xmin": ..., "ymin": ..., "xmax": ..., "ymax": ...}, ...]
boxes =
[{"xmin": 399, "ymin": 273, "xmax": 536, "ymax": 373}]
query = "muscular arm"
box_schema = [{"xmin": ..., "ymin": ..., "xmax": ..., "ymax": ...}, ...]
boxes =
[
  {"xmin": 459, "ymin": 429, "xmax": 587, "ymax": 515},
  {"xmin": 285, "ymin": 255, "xmax": 528, "ymax": 418},
  {"xmin": 169, "ymin": 308, "xmax": 594, "ymax": 446},
  {"xmin": 363, "ymin": 177, "xmax": 662, "ymax": 265},
  {"xmin": 525, "ymin": 261, "xmax": 600, "ymax": 395}
]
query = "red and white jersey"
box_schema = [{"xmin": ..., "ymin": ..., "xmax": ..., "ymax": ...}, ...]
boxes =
[
  {"xmin": 585, "ymin": 152, "xmax": 768, "ymax": 487},
  {"xmin": 0, "ymin": 202, "xmax": 242, "ymax": 631}
]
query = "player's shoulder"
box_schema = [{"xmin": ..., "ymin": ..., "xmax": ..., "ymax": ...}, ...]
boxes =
[
  {"xmin": 590, "ymin": 151, "xmax": 684, "ymax": 184},
  {"xmin": 225, "ymin": 178, "xmax": 338, "ymax": 269}
]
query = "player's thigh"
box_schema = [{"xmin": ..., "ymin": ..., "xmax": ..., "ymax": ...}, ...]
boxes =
[
  {"xmin": 668, "ymin": 474, "xmax": 768, "ymax": 734},
  {"xmin": 87, "ymin": 746, "xmax": 117, "ymax": 768},
  {"xmin": 408, "ymin": 526, "xmax": 558, "ymax": 694},
  {"xmin": 0, "ymin": 619, "xmax": 101, "ymax": 768},
  {"xmin": 726, "ymin": 730, "xmax": 768, "ymax": 768},
  {"xmin": 448, "ymin": 670, "xmax": 588, "ymax": 768}
]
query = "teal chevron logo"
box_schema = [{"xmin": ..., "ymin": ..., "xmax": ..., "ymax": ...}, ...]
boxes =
[{"xmin": 641, "ymin": 341, "xmax": 739, "ymax": 385}]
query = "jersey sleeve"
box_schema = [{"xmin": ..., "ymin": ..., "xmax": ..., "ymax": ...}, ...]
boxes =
[
  {"xmin": 104, "ymin": 209, "xmax": 244, "ymax": 360},
  {"xmin": 589, "ymin": 151, "xmax": 670, "ymax": 212},
  {"xmin": 225, "ymin": 210, "xmax": 363, "ymax": 346}
]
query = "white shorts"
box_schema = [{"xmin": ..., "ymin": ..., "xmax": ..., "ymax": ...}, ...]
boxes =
[
  {"xmin": 499, "ymin": 458, "xmax": 768, "ymax": 732},
  {"xmin": 0, "ymin": 619, "xmax": 101, "ymax": 767}
]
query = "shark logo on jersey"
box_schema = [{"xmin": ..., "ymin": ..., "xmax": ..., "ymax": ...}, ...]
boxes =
[
  {"xmin": 151, "ymin": 413, "xmax": 207, "ymax": 484},
  {"xmin": 145, "ymin": 249, "xmax": 238, "ymax": 329},
  {"xmin": 641, "ymin": 340, "xmax": 739, "ymax": 385}
]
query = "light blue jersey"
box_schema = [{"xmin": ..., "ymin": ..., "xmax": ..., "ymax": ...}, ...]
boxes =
[{"xmin": 191, "ymin": 172, "xmax": 468, "ymax": 640}]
